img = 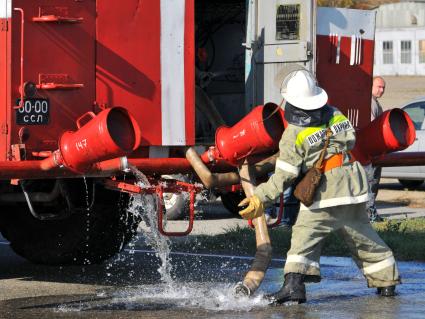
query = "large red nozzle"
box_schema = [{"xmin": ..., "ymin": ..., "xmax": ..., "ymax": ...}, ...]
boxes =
[
  {"xmin": 215, "ymin": 103, "xmax": 285, "ymax": 166},
  {"xmin": 352, "ymin": 108, "xmax": 416, "ymax": 164},
  {"xmin": 59, "ymin": 107, "xmax": 141, "ymax": 173}
]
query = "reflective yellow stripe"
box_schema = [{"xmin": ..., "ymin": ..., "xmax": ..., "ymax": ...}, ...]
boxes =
[
  {"xmin": 329, "ymin": 114, "xmax": 348, "ymax": 125},
  {"xmin": 295, "ymin": 126, "xmax": 325, "ymax": 147},
  {"xmin": 295, "ymin": 113, "xmax": 349, "ymax": 147}
]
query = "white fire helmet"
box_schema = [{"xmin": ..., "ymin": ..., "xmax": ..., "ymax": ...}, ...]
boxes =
[{"xmin": 280, "ymin": 70, "xmax": 328, "ymax": 110}]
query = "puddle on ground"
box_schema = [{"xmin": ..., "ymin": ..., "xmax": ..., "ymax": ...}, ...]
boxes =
[
  {"xmin": 57, "ymin": 282, "xmax": 268, "ymax": 313},
  {"xmin": 2, "ymin": 254, "xmax": 424, "ymax": 319}
]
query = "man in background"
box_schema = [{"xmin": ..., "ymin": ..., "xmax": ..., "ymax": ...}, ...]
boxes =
[
  {"xmin": 368, "ymin": 76, "xmax": 386, "ymax": 222},
  {"xmin": 371, "ymin": 76, "xmax": 385, "ymax": 120}
]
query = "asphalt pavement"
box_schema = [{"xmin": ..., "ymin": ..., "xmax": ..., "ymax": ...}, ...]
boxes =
[
  {"xmin": 1, "ymin": 176, "xmax": 425, "ymax": 318},
  {"xmin": 1, "ymin": 237, "xmax": 425, "ymax": 319}
]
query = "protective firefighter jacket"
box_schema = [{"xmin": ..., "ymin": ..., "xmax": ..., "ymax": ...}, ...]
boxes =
[{"xmin": 254, "ymin": 105, "xmax": 369, "ymax": 210}]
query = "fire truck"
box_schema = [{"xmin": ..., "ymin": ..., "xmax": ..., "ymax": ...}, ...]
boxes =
[{"xmin": 0, "ymin": 0, "xmax": 418, "ymax": 266}]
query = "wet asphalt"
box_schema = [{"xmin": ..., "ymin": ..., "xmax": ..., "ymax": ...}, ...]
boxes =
[
  {"xmin": 1, "ymin": 179, "xmax": 425, "ymax": 318},
  {"xmin": 1, "ymin": 234, "xmax": 425, "ymax": 319}
]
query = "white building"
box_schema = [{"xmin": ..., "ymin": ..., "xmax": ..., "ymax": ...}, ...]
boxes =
[{"xmin": 374, "ymin": 1, "xmax": 425, "ymax": 75}]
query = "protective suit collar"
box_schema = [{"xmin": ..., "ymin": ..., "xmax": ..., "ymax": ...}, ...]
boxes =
[{"xmin": 284, "ymin": 103, "xmax": 334, "ymax": 127}]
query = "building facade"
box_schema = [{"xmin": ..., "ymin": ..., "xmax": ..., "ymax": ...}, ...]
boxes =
[{"xmin": 374, "ymin": 1, "xmax": 425, "ymax": 75}]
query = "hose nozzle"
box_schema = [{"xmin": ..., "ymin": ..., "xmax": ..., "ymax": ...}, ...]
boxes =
[{"xmin": 233, "ymin": 282, "xmax": 251, "ymax": 298}]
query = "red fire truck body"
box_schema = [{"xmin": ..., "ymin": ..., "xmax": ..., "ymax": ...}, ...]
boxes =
[
  {"xmin": 1, "ymin": 0, "xmax": 376, "ymax": 154},
  {"xmin": 0, "ymin": 1, "xmax": 417, "ymax": 265}
]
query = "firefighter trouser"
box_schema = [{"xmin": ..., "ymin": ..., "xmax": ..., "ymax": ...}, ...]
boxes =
[{"xmin": 284, "ymin": 202, "xmax": 400, "ymax": 288}]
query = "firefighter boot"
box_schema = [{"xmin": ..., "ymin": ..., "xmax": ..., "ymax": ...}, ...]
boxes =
[
  {"xmin": 377, "ymin": 285, "xmax": 396, "ymax": 297},
  {"xmin": 266, "ymin": 273, "xmax": 306, "ymax": 305}
]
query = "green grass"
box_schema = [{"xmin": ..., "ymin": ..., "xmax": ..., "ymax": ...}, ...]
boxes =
[{"xmin": 172, "ymin": 218, "xmax": 425, "ymax": 261}]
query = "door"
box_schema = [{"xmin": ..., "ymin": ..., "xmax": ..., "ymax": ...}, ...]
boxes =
[
  {"xmin": 316, "ymin": 7, "xmax": 376, "ymax": 130},
  {"xmin": 251, "ymin": 0, "xmax": 316, "ymax": 107},
  {"xmin": 0, "ymin": 0, "xmax": 11, "ymax": 160},
  {"xmin": 10, "ymin": 0, "xmax": 96, "ymax": 154}
]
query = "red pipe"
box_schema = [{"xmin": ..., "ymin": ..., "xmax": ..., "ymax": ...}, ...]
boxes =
[
  {"xmin": 0, "ymin": 157, "xmax": 235, "ymax": 180},
  {"xmin": 215, "ymin": 103, "xmax": 284, "ymax": 166},
  {"xmin": 128, "ymin": 158, "xmax": 236, "ymax": 174},
  {"xmin": 372, "ymin": 152, "xmax": 425, "ymax": 167},
  {"xmin": 0, "ymin": 157, "xmax": 128, "ymax": 180},
  {"xmin": 58, "ymin": 107, "xmax": 141, "ymax": 173},
  {"xmin": 0, "ymin": 160, "xmax": 57, "ymax": 178},
  {"xmin": 352, "ymin": 109, "xmax": 416, "ymax": 164},
  {"xmin": 2, "ymin": 149, "xmax": 421, "ymax": 181}
]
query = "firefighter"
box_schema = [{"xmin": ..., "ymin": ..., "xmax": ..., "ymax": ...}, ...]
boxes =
[{"xmin": 238, "ymin": 70, "xmax": 400, "ymax": 305}]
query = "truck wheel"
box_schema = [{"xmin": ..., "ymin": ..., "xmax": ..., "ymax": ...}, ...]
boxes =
[
  {"xmin": 220, "ymin": 191, "xmax": 245, "ymax": 216},
  {"xmin": 0, "ymin": 183, "xmax": 140, "ymax": 265},
  {"xmin": 163, "ymin": 192, "xmax": 190, "ymax": 220},
  {"xmin": 398, "ymin": 179, "xmax": 424, "ymax": 189},
  {"xmin": 162, "ymin": 175, "xmax": 190, "ymax": 220}
]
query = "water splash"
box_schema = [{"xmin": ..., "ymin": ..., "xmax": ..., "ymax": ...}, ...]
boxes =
[
  {"xmin": 127, "ymin": 164, "xmax": 173, "ymax": 284},
  {"xmin": 61, "ymin": 165, "xmax": 269, "ymax": 312},
  {"xmin": 83, "ymin": 177, "xmax": 92, "ymax": 265},
  {"xmin": 55, "ymin": 283, "xmax": 268, "ymax": 313},
  {"xmin": 111, "ymin": 283, "xmax": 268, "ymax": 311}
]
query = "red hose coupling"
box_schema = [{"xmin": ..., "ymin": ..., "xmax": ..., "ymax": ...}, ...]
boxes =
[{"xmin": 200, "ymin": 146, "xmax": 221, "ymax": 163}]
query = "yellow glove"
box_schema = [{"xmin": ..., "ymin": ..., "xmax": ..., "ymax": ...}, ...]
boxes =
[{"xmin": 238, "ymin": 195, "xmax": 264, "ymax": 220}]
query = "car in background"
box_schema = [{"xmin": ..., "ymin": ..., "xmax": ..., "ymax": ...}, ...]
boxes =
[{"xmin": 381, "ymin": 96, "xmax": 425, "ymax": 189}]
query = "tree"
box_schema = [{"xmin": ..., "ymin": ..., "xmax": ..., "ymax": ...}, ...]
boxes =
[
  {"xmin": 317, "ymin": 0, "xmax": 399, "ymax": 9},
  {"xmin": 317, "ymin": 0, "xmax": 354, "ymax": 7}
]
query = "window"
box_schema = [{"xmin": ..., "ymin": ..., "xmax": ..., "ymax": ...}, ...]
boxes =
[
  {"xmin": 401, "ymin": 40, "xmax": 412, "ymax": 64},
  {"xmin": 403, "ymin": 102, "xmax": 425, "ymax": 130},
  {"xmin": 276, "ymin": 4, "xmax": 300, "ymax": 41},
  {"xmin": 382, "ymin": 41, "xmax": 393, "ymax": 64},
  {"xmin": 419, "ymin": 40, "xmax": 425, "ymax": 64}
]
